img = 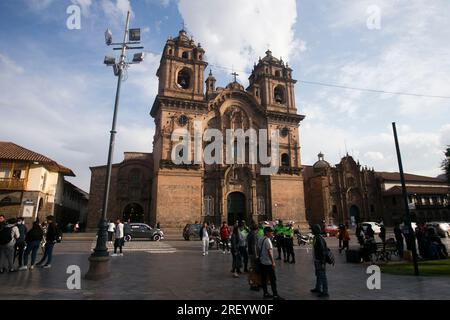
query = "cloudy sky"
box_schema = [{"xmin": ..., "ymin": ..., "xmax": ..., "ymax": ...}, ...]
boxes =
[{"xmin": 0, "ymin": 0, "xmax": 449, "ymax": 192}]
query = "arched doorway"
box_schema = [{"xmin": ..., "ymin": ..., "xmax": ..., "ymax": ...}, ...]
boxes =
[
  {"xmin": 227, "ymin": 192, "xmax": 246, "ymax": 226},
  {"xmin": 349, "ymin": 205, "xmax": 360, "ymax": 226},
  {"xmin": 123, "ymin": 203, "xmax": 144, "ymax": 223}
]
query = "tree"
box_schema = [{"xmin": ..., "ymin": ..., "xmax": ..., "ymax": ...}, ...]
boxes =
[{"xmin": 442, "ymin": 145, "xmax": 450, "ymax": 184}]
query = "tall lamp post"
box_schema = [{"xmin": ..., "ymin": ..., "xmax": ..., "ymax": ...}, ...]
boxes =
[
  {"xmin": 85, "ymin": 11, "xmax": 144, "ymax": 280},
  {"xmin": 392, "ymin": 122, "xmax": 419, "ymax": 276}
]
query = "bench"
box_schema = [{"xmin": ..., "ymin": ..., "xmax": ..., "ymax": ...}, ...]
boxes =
[{"xmin": 372, "ymin": 241, "xmax": 398, "ymax": 262}]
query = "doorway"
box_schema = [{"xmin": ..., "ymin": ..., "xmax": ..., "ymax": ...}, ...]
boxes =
[
  {"xmin": 123, "ymin": 203, "xmax": 144, "ymax": 223},
  {"xmin": 227, "ymin": 192, "xmax": 246, "ymax": 226}
]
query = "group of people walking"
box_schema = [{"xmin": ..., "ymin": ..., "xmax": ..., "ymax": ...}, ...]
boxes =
[
  {"xmin": 200, "ymin": 219, "xmax": 331, "ymax": 299},
  {"xmin": 0, "ymin": 214, "xmax": 60, "ymax": 273}
]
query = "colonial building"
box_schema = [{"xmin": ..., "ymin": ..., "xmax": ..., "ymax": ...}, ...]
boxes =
[
  {"xmin": 0, "ymin": 141, "xmax": 87, "ymax": 226},
  {"xmin": 87, "ymin": 29, "xmax": 308, "ymax": 230},
  {"xmin": 303, "ymin": 153, "xmax": 382, "ymax": 226},
  {"xmin": 377, "ymin": 172, "xmax": 449, "ymax": 225},
  {"xmin": 303, "ymin": 152, "xmax": 450, "ymax": 227}
]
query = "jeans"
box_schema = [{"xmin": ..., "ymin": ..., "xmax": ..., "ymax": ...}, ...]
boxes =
[
  {"xmin": 239, "ymin": 246, "xmax": 248, "ymax": 270},
  {"xmin": 114, "ymin": 238, "xmax": 124, "ymax": 253},
  {"xmin": 39, "ymin": 242, "xmax": 55, "ymax": 265},
  {"xmin": 0, "ymin": 243, "xmax": 15, "ymax": 270},
  {"xmin": 221, "ymin": 238, "xmax": 230, "ymax": 252},
  {"xmin": 202, "ymin": 237, "xmax": 209, "ymax": 254},
  {"xmin": 396, "ymin": 240, "xmax": 404, "ymax": 258},
  {"xmin": 15, "ymin": 241, "xmax": 26, "ymax": 267},
  {"xmin": 286, "ymin": 238, "xmax": 295, "ymax": 262},
  {"xmin": 314, "ymin": 261, "xmax": 328, "ymax": 294},
  {"xmin": 260, "ymin": 264, "xmax": 278, "ymax": 296},
  {"xmin": 23, "ymin": 241, "xmax": 40, "ymax": 266}
]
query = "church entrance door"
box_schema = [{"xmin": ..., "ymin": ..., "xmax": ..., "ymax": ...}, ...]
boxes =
[
  {"xmin": 123, "ymin": 203, "xmax": 144, "ymax": 223},
  {"xmin": 227, "ymin": 192, "xmax": 246, "ymax": 226},
  {"xmin": 349, "ymin": 205, "xmax": 360, "ymax": 226}
]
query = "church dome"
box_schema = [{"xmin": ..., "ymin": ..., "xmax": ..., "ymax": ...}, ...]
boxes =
[{"xmin": 313, "ymin": 152, "xmax": 330, "ymax": 170}]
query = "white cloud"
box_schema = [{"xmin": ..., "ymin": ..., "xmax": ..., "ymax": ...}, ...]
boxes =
[
  {"xmin": 71, "ymin": 0, "xmax": 93, "ymax": 16},
  {"xmin": 101, "ymin": 0, "xmax": 133, "ymax": 27},
  {"xmin": 177, "ymin": 0, "xmax": 304, "ymax": 82}
]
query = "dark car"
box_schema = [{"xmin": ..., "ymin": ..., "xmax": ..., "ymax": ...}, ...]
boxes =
[
  {"xmin": 124, "ymin": 223, "xmax": 164, "ymax": 241},
  {"xmin": 183, "ymin": 223, "xmax": 202, "ymax": 240}
]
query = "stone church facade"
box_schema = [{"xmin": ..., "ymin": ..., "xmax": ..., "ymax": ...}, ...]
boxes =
[{"xmin": 87, "ymin": 30, "xmax": 308, "ymax": 230}]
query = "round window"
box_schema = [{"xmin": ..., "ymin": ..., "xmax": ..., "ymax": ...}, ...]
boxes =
[{"xmin": 178, "ymin": 115, "xmax": 188, "ymax": 126}]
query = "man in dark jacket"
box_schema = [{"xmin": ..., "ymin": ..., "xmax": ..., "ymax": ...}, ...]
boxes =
[
  {"xmin": 14, "ymin": 217, "xmax": 27, "ymax": 269},
  {"xmin": 394, "ymin": 223, "xmax": 404, "ymax": 258},
  {"xmin": 36, "ymin": 216, "xmax": 58, "ymax": 268},
  {"xmin": 311, "ymin": 224, "xmax": 329, "ymax": 298}
]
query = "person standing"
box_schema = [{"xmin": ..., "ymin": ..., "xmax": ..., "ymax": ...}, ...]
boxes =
[
  {"xmin": 238, "ymin": 221, "xmax": 249, "ymax": 272},
  {"xmin": 220, "ymin": 221, "xmax": 231, "ymax": 254},
  {"xmin": 107, "ymin": 220, "xmax": 115, "ymax": 245},
  {"xmin": 14, "ymin": 217, "xmax": 27, "ymax": 269},
  {"xmin": 356, "ymin": 223, "xmax": 364, "ymax": 246},
  {"xmin": 257, "ymin": 226, "xmax": 282, "ymax": 300},
  {"xmin": 394, "ymin": 222, "xmax": 404, "ymax": 258},
  {"xmin": 230, "ymin": 224, "xmax": 242, "ymax": 277},
  {"xmin": 311, "ymin": 224, "xmax": 329, "ymax": 298},
  {"xmin": 0, "ymin": 218, "xmax": 20, "ymax": 273},
  {"xmin": 338, "ymin": 224, "xmax": 350, "ymax": 253},
  {"xmin": 19, "ymin": 221, "xmax": 44, "ymax": 270},
  {"xmin": 112, "ymin": 218, "xmax": 124, "ymax": 256},
  {"xmin": 199, "ymin": 222, "xmax": 210, "ymax": 256},
  {"xmin": 247, "ymin": 221, "xmax": 260, "ymax": 291},
  {"xmin": 36, "ymin": 216, "xmax": 58, "ymax": 268},
  {"xmin": 285, "ymin": 223, "xmax": 295, "ymax": 264},
  {"xmin": 274, "ymin": 220, "xmax": 285, "ymax": 260},
  {"xmin": 379, "ymin": 224, "xmax": 386, "ymax": 244}
]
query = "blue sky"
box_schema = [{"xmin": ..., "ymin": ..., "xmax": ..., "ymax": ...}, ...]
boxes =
[{"xmin": 1, "ymin": 0, "xmax": 449, "ymax": 192}]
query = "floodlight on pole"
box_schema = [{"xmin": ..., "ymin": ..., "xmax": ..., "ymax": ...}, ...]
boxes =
[
  {"xmin": 129, "ymin": 28, "xmax": 141, "ymax": 42},
  {"xmin": 86, "ymin": 10, "xmax": 144, "ymax": 281},
  {"xmin": 105, "ymin": 29, "xmax": 112, "ymax": 46}
]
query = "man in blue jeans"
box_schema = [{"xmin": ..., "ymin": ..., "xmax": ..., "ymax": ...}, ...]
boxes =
[
  {"xmin": 311, "ymin": 224, "xmax": 329, "ymax": 298},
  {"xmin": 36, "ymin": 216, "xmax": 58, "ymax": 268}
]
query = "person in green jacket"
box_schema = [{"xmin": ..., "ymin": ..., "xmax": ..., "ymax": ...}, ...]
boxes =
[{"xmin": 284, "ymin": 223, "xmax": 295, "ymax": 263}]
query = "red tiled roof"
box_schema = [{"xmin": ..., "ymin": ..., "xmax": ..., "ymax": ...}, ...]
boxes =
[
  {"xmin": 384, "ymin": 185, "xmax": 450, "ymax": 195},
  {"xmin": 376, "ymin": 171, "xmax": 445, "ymax": 183},
  {"xmin": 0, "ymin": 142, "xmax": 75, "ymax": 176}
]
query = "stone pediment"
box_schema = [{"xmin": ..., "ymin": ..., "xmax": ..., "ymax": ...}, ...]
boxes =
[{"xmin": 207, "ymin": 85, "xmax": 266, "ymax": 116}]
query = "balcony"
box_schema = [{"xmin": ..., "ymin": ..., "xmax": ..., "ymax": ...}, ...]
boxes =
[{"xmin": 0, "ymin": 178, "xmax": 26, "ymax": 190}]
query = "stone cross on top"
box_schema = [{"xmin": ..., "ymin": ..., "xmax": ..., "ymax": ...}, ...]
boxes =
[{"xmin": 231, "ymin": 72, "xmax": 239, "ymax": 83}]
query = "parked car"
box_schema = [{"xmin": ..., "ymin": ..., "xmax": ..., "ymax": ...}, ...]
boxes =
[
  {"xmin": 323, "ymin": 224, "xmax": 339, "ymax": 237},
  {"xmin": 426, "ymin": 222, "xmax": 450, "ymax": 238},
  {"xmin": 124, "ymin": 223, "xmax": 164, "ymax": 241},
  {"xmin": 361, "ymin": 222, "xmax": 381, "ymax": 234},
  {"xmin": 183, "ymin": 223, "xmax": 202, "ymax": 240}
]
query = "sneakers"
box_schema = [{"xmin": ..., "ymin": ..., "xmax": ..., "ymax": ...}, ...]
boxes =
[
  {"xmin": 310, "ymin": 288, "xmax": 321, "ymax": 293},
  {"xmin": 263, "ymin": 293, "xmax": 273, "ymax": 299},
  {"xmin": 222, "ymin": 251, "xmax": 226, "ymax": 254},
  {"xmin": 29, "ymin": 265, "xmax": 34, "ymax": 270},
  {"xmin": 233, "ymin": 272, "xmax": 239, "ymax": 278},
  {"xmin": 273, "ymin": 295, "xmax": 284, "ymax": 300},
  {"xmin": 118, "ymin": 253, "xmax": 123, "ymax": 256},
  {"xmin": 18, "ymin": 266, "xmax": 28, "ymax": 271},
  {"xmin": 111, "ymin": 253, "xmax": 118, "ymax": 257},
  {"xmin": 43, "ymin": 264, "xmax": 51, "ymax": 269},
  {"xmin": 202, "ymin": 253, "xmax": 206, "ymax": 256}
]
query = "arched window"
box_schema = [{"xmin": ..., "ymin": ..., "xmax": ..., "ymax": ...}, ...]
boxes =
[
  {"xmin": 129, "ymin": 169, "xmax": 141, "ymax": 184},
  {"xmin": 203, "ymin": 196, "xmax": 214, "ymax": 216},
  {"xmin": 168, "ymin": 49, "xmax": 173, "ymax": 55},
  {"xmin": 274, "ymin": 85, "xmax": 285, "ymax": 104},
  {"xmin": 181, "ymin": 51, "xmax": 189, "ymax": 59},
  {"xmin": 275, "ymin": 70, "xmax": 281, "ymax": 77},
  {"xmin": 257, "ymin": 196, "xmax": 265, "ymax": 215},
  {"xmin": 177, "ymin": 68, "xmax": 191, "ymax": 89},
  {"xmin": 281, "ymin": 153, "xmax": 290, "ymax": 167},
  {"xmin": 198, "ymin": 54, "xmax": 202, "ymax": 60}
]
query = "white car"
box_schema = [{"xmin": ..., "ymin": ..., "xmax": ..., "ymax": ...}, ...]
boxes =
[{"xmin": 361, "ymin": 222, "xmax": 382, "ymax": 234}]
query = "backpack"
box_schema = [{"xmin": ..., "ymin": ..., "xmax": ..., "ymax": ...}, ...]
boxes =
[{"xmin": 0, "ymin": 225, "xmax": 12, "ymax": 245}]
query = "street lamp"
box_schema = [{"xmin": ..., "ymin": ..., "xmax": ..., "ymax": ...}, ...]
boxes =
[{"xmin": 85, "ymin": 10, "xmax": 144, "ymax": 280}]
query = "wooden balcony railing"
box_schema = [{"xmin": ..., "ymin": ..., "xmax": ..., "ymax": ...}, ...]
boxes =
[{"xmin": 0, "ymin": 178, "xmax": 26, "ymax": 190}]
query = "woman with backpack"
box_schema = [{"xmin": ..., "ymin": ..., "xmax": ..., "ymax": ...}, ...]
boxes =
[
  {"xmin": 0, "ymin": 218, "xmax": 20, "ymax": 273},
  {"xmin": 19, "ymin": 221, "xmax": 44, "ymax": 270}
]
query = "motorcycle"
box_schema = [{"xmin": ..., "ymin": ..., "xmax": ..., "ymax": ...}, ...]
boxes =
[{"xmin": 297, "ymin": 232, "xmax": 314, "ymax": 246}]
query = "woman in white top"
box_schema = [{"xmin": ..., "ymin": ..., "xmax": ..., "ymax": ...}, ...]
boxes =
[
  {"xmin": 107, "ymin": 220, "xmax": 115, "ymax": 244},
  {"xmin": 0, "ymin": 218, "xmax": 20, "ymax": 273},
  {"xmin": 112, "ymin": 218, "xmax": 124, "ymax": 256}
]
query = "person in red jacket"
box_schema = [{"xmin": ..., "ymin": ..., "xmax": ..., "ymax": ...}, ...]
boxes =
[{"xmin": 220, "ymin": 221, "xmax": 231, "ymax": 254}]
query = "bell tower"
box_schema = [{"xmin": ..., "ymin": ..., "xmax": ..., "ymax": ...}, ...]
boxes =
[
  {"xmin": 156, "ymin": 29, "xmax": 207, "ymax": 101},
  {"xmin": 247, "ymin": 49, "xmax": 297, "ymax": 113}
]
